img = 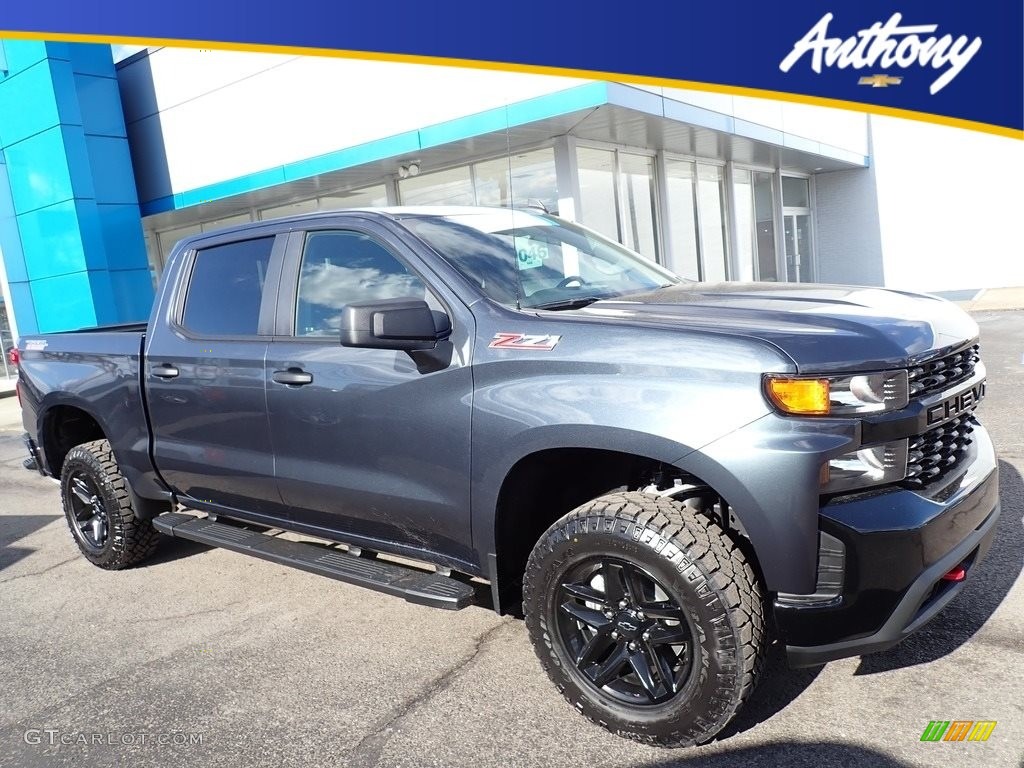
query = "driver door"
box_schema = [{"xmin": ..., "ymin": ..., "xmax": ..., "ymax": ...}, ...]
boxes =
[{"xmin": 264, "ymin": 219, "xmax": 476, "ymax": 564}]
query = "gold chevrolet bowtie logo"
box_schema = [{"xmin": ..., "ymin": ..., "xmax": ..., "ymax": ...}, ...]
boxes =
[{"xmin": 858, "ymin": 74, "xmax": 904, "ymax": 87}]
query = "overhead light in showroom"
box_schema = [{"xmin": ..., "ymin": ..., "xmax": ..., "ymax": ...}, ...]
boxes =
[{"xmin": 398, "ymin": 162, "xmax": 421, "ymax": 178}]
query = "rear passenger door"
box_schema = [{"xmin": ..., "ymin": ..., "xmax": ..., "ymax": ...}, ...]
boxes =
[
  {"xmin": 264, "ymin": 219, "xmax": 475, "ymax": 564},
  {"xmin": 146, "ymin": 233, "xmax": 287, "ymax": 518}
]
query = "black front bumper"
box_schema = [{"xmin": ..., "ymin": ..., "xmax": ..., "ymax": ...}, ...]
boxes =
[{"xmin": 777, "ymin": 424, "xmax": 1000, "ymax": 667}]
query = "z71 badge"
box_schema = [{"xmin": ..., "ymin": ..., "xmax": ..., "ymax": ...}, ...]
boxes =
[{"xmin": 489, "ymin": 333, "xmax": 561, "ymax": 351}]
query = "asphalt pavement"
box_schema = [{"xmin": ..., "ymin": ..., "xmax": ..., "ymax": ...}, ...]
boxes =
[{"xmin": 1, "ymin": 311, "xmax": 1022, "ymax": 768}]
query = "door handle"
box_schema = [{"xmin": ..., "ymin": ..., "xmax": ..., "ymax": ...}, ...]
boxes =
[
  {"xmin": 151, "ymin": 364, "xmax": 179, "ymax": 379},
  {"xmin": 273, "ymin": 369, "xmax": 313, "ymax": 386}
]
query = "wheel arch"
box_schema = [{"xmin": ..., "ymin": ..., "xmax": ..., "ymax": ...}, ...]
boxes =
[
  {"xmin": 38, "ymin": 399, "xmax": 107, "ymax": 479},
  {"xmin": 38, "ymin": 397, "xmax": 170, "ymax": 520},
  {"xmin": 481, "ymin": 431, "xmax": 767, "ymax": 614}
]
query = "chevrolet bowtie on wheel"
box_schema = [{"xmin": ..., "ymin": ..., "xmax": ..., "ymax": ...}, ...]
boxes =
[{"xmin": 17, "ymin": 207, "xmax": 1000, "ymax": 746}]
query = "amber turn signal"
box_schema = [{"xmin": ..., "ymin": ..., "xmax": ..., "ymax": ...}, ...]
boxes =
[{"xmin": 765, "ymin": 377, "xmax": 831, "ymax": 415}]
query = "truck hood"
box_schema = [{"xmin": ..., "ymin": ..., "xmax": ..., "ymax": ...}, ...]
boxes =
[{"xmin": 580, "ymin": 282, "xmax": 979, "ymax": 374}]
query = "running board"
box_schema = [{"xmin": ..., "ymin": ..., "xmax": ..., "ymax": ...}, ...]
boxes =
[{"xmin": 152, "ymin": 513, "xmax": 475, "ymax": 610}]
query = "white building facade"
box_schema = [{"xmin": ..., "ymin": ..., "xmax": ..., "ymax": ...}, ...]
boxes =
[{"xmin": 1, "ymin": 43, "xmax": 1021, "ymax": 341}]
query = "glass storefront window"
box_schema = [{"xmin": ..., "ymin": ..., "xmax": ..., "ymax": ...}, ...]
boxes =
[
  {"xmin": 576, "ymin": 147, "xmax": 659, "ymax": 262},
  {"xmin": 732, "ymin": 169, "xmax": 779, "ymax": 282},
  {"xmin": 666, "ymin": 160, "xmax": 728, "ymax": 280},
  {"xmin": 261, "ymin": 199, "xmax": 318, "ymax": 220},
  {"xmin": 696, "ymin": 164, "xmax": 727, "ymax": 282},
  {"xmin": 399, "ymin": 166, "xmax": 474, "ymax": 206},
  {"xmin": 782, "ymin": 176, "xmax": 810, "ymax": 208},
  {"xmin": 753, "ymin": 171, "xmax": 779, "ymax": 281},
  {"xmin": 201, "ymin": 213, "xmax": 253, "ymax": 233},
  {"xmin": 473, "ymin": 149, "xmax": 558, "ymax": 213},
  {"xmin": 262, "ymin": 184, "xmax": 390, "ymax": 220},
  {"xmin": 617, "ymin": 153, "xmax": 659, "ymax": 261},
  {"xmin": 318, "ymin": 184, "xmax": 388, "ymax": 210},
  {"xmin": 731, "ymin": 169, "xmax": 755, "ymax": 282},
  {"xmin": 665, "ymin": 160, "xmax": 700, "ymax": 279},
  {"xmin": 157, "ymin": 222, "xmax": 202, "ymax": 263},
  {"xmin": 576, "ymin": 147, "xmax": 619, "ymax": 243}
]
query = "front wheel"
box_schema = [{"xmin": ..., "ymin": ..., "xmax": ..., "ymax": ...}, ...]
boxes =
[
  {"xmin": 523, "ymin": 492, "xmax": 766, "ymax": 747},
  {"xmin": 61, "ymin": 439, "xmax": 161, "ymax": 569}
]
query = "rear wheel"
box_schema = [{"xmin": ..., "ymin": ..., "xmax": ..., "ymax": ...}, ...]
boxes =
[
  {"xmin": 523, "ymin": 491, "xmax": 765, "ymax": 747},
  {"xmin": 61, "ymin": 439, "xmax": 161, "ymax": 569}
]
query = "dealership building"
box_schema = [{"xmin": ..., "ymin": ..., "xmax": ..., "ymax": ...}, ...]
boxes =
[{"xmin": 0, "ymin": 40, "xmax": 1020, "ymax": 339}]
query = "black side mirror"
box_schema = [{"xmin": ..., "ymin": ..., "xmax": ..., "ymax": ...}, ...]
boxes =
[{"xmin": 340, "ymin": 298, "xmax": 451, "ymax": 351}]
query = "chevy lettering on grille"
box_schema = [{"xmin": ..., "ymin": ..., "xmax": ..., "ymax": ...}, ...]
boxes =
[{"xmin": 926, "ymin": 381, "xmax": 986, "ymax": 427}]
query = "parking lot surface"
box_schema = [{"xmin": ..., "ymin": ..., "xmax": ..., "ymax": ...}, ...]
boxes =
[{"xmin": 1, "ymin": 311, "xmax": 1022, "ymax": 768}]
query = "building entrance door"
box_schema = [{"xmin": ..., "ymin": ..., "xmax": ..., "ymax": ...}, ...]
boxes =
[{"xmin": 783, "ymin": 211, "xmax": 813, "ymax": 283}]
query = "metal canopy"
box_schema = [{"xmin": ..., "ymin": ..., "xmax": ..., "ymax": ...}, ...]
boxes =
[{"xmin": 143, "ymin": 89, "xmax": 866, "ymax": 231}]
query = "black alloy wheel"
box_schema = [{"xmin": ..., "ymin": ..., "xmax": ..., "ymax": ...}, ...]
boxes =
[
  {"xmin": 66, "ymin": 471, "xmax": 110, "ymax": 551},
  {"xmin": 555, "ymin": 557, "xmax": 696, "ymax": 705}
]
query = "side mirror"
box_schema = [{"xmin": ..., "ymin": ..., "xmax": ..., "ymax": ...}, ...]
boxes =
[{"xmin": 339, "ymin": 298, "xmax": 451, "ymax": 351}]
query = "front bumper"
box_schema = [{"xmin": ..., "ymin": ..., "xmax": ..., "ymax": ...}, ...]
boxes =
[{"xmin": 777, "ymin": 423, "xmax": 1000, "ymax": 667}]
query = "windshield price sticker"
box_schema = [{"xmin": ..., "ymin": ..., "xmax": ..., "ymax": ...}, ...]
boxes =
[{"xmin": 515, "ymin": 238, "xmax": 547, "ymax": 270}]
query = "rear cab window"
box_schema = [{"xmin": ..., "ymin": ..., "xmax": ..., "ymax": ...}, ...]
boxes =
[{"xmin": 181, "ymin": 237, "xmax": 275, "ymax": 335}]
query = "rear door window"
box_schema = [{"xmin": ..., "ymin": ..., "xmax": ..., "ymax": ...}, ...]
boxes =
[{"xmin": 181, "ymin": 237, "xmax": 274, "ymax": 335}]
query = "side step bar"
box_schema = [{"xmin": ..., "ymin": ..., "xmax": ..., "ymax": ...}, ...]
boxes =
[{"xmin": 152, "ymin": 513, "xmax": 475, "ymax": 610}]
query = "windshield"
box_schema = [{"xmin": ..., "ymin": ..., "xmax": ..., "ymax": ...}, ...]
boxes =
[{"xmin": 400, "ymin": 210, "xmax": 682, "ymax": 309}]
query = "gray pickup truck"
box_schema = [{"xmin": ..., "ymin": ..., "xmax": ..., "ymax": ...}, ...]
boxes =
[{"xmin": 17, "ymin": 207, "xmax": 998, "ymax": 747}]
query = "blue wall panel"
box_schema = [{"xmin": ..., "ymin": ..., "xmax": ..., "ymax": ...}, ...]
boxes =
[
  {"xmin": 0, "ymin": 159, "xmax": 28, "ymax": 284},
  {"xmin": 95, "ymin": 203, "xmax": 148, "ymax": 270},
  {"xmin": 6, "ymin": 281, "xmax": 38, "ymax": 335},
  {"xmin": 16, "ymin": 200, "xmax": 97, "ymax": 279},
  {"xmin": 3, "ymin": 125, "xmax": 95, "ymax": 214},
  {"xmin": 74, "ymin": 75, "xmax": 127, "ymax": 137},
  {"xmin": 0, "ymin": 61, "xmax": 63, "ymax": 146},
  {"xmin": 107, "ymin": 268, "xmax": 155, "ymax": 320},
  {"xmin": 29, "ymin": 271, "xmax": 99, "ymax": 332},
  {"xmin": 0, "ymin": 40, "xmax": 62, "ymax": 74},
  {"xmin": 85, "ymin": 136, "xmax": 140, "ymax": 204},
  {"xmin": 66, "ymin": 44, "xmax": 119, "ymax": 79},
  {"xmin": 0, "ymin": 40, "xmax": 152, "ymax": 336}
]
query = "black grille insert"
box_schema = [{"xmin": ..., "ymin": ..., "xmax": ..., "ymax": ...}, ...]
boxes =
[
  {"xmin": 903, "ymin": 414, "xmax": 976, "ymax": 488},
  {"xmin": 908, "ymin": 343, "xmax": 980, "ymax": 399}
]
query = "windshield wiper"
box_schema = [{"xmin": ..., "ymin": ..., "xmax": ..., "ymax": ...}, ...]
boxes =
[{"xmin": 532, "ymin": 296, "xmax": 604, "ymax": 311}]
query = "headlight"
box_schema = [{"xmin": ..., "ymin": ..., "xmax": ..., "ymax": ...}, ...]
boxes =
[
  {"xmin": 765, "ymin": 370, "xmax": 908, "ymax": 416},
  {"xmin": 821, "ymin": 439, "xmax": 909, "ymax": 493}
]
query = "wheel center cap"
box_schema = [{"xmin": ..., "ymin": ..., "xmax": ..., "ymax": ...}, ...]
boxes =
[{"xmin": 615, "ymin": 609, "xmax": 642, "ymax": 639}]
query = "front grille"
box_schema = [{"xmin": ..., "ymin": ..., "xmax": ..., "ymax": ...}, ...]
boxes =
[
  {"xmin": 908, "ymin": 343, "xmax": 980, "ymax": 399},
  {"xmin": 903, "ymin": 414, "xmax": 976, "ymax": 488}
]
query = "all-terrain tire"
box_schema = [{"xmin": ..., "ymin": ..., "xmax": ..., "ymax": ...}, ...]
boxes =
[
  {"xmin": 523, "ymin": 491, "xmax": 766, "ymax": 747},
  {"xmin": 60, "ymin": 439, "xmax": 161, "ymax": 569}
]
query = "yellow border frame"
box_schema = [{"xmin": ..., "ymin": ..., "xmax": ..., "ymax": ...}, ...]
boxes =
[{"xmin": 2, "ymin": 29, "xmax": 1022, "ymax": 140}]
